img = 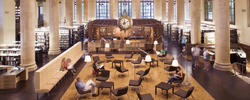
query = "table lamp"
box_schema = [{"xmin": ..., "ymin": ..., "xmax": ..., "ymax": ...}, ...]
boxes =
[
  {"xmin": 105, "ymin": 43, "xmax": 110, "ymax": 48},
  {"xmin": 145, "ymin": 55, "xmax": 152, "ymax": 62},
  {"xmin": 171, "ymin": 59, "xmax": 179, "ymax": 67},
  {"xmin": 84, "ymin": 55, "xmax": 91, "ymax": 62},
  {"xmin": 126, "ymin": 40, "xmax": 130, "ymax": 44},
  {"xmin": 153, "ymin": 40, "xmax": 158, "ymax": 45}
]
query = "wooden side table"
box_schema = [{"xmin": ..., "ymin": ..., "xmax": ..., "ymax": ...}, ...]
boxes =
[{"xmin": 97, "ymin": 81, "xmax": 114, "ymax": 95}]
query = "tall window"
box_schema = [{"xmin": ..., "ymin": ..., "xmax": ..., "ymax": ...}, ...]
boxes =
[
  {"xmin": 205, "ymin": 0, "xmax": 213, "ymax": 21},
  {"xmin": 204, "ymin": 0, "xmax": 235, "ymax": 24},
  {"xmin": 140, "ymin": 0, "xmax": 154, "ymax": 19},
  {"xmin": 96, "ymin": 0, "xmax": 109, "ymax": 19},
  {"xmin": 166, "ymin": 0, "xmax": 168, "ymax": 21},
  {"xmin": 174, "ymin": 0, "xmax": 177, "ymax": 21},
  {"xmin": 229, "ymin": 0, "xmax": 235, "ymax": 24},
  {"xmin": 185, "ymin": 0, "xmax": 191, "ymax": 21},
  {"xmin": 73, "ymin": 1, "xmax": 77, "ymax": 22},
  {"xmin": 118, "ymin": 0, "xmax": 132, "ymax": 17}
]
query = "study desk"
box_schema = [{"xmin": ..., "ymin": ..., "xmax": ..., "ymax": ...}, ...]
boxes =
[{"xmin": 0, "ymin": 66, "xmax": 27, "ymax": 89}]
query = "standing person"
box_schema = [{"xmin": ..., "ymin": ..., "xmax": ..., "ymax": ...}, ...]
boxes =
[
  {"xmin": 203, "ymin": 48, "xmax": 210, "ymax": 71},
  {"xmin": 191, "ymin": 45, "xmax": 201, "ymax": 69},
  {"xmin": 75, "ymin": 77, "xmax": 98, "ymax": 96},
  {"xmin": 181, "ymin": 35, "xmax": 187, "ymax": 47},
  {"xmin": 180, "ymin": 35, "xmax": 187, "ymax": 54}
]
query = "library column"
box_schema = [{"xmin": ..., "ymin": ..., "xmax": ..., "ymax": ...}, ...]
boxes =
[
  {"xmin": 83, "ymin": 0, "xmax": 88, "ymax": 22},
  {"xmin": 213, "ymin": 0, "xmax": 232, "ymax": 71},
  {"xmin": 190, "ymin": 0, "xmax": 201, "ymax": 44},
  {"xmin": 76, "ymin": 0, "xmax": 82, "ymax": 25},
  {"xmin": 48, "ymin": 0, "xmax": 61, "ymax": 55},
  {"xmin": 177, "ymin": 0, "xmax": 184, "ymax": 26},
  {"xmin": 162, "ymin": 0, "xmax": 167, "ymax": 21},
  {"xmin": 65, "ymin": 0, "xmax": 74, "ymax": 26},
  {"xmin": 168, "ymin": 0, "xmax": 174, "ymax": 23},
  {"xmin": 110, "ymin": 0, "xmax": 114, "ymax": 19},
  {"xmin": 132, "ymin": 0, "xmax": 140, "ymax": 19},
  {"xmin": 20, "ymin": 0, "xmax": 37, "ymax": 71}
]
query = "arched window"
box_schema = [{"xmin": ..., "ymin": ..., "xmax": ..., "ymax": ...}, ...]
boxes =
[
  {"xmin": 118, "ymin": 0, "xmax": 132, "ymax": 17},
  {"xmin": 140, "ymin": 0, "xmax": 154, "ymax": 19},
  {"xmin": 96, "ymin": 0, "xmax": 109, "ymax": 19}
]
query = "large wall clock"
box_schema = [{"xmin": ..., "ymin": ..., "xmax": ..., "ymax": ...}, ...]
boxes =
[{"xmin": 118, "ymin": 10, "xmax": 133, "ymax": 30}]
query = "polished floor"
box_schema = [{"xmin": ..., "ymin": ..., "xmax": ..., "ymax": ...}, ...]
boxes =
[
  {"xmin": 61, "ymin": 54, "xmax": 214, "ymax": 100},
  {"xmin": 0, "ymin": 41, "xmax": 250, "ymax": 100}
]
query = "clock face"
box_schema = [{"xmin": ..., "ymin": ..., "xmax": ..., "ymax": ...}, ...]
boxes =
[
  {"xmin": 120, "ymin": 18, "xmax": 130, "ymax": 29},
  {"xmin": 118, "ymin": 15, "xmax": 132, "ymax": 30}
]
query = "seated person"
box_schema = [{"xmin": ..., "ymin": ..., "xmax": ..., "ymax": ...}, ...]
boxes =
[
  {"xmin": 66, "ymin": 58, "xmax": 76, "ymax": 75},
  {"xmin": 75, "ymin": 77, "xmax": 97, "ymax": 96},
  {"xmin": 156, "ymin": 49, "xmax": 166, "ymax": 57},
  {"xmin": 93, "ymin": 62, "xmax": 105, "ymax": 73},
  {"xmin": 167, "ymin": 67, "xmax": 184, "ymax": 84},
  {"xmin": 60, "ymin": 58, "xmax": 68, "ymax": 71}
]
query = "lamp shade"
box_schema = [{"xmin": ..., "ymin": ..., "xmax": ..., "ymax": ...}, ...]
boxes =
[
  {"xmin": 126, "ymin": 40, "xmax": 130, "ymax": 44},
  {"xmin": 172, "ymin": 59, "xmax": 179, "ymax": 67},
  {"xmin": 105, "ymin": 43, "xmax": 110, "ymax": 48},
  {"xmin": 145, "ymin": 55, "xmax": 152, "ymax": 62},
  {"xmin": 84, "ymin": 55, "xmax": 91, "ymax": 62},
  {"xmin": 154, "ymin": 40, "xmax": 158, "ymax": 45}
]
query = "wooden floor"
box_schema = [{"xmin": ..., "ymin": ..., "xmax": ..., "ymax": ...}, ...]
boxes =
[{"xmin": 61, "ymin": 54, "xmax": 214, "ymax": 100}]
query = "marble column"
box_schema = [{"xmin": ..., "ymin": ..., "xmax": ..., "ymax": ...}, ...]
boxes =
[
  {"xmin": 113, "ymin": 0, "xmax": 118, "ymax": 19},
  {"xmin": 154, "ymin": 0, "xmax": 162, "ymax": 20},
  {"xmin": 59, "ymin": 0, "xmax": 66, "ymax": 25},
  {"xmin": 168, "ymin": 0, "xmax": 174, "ymax": 23},
  {"xmin": 43, "ymin": 0, "xmax": 49, "ymax": 27},
  {"xmin": 34, "ymin": 2, "xmax": 38, "ymax": 28},
  {"xmin": 162, "ymin": 0, "xmax": 167, "ymax": 21},
  {"xmin": 48, "ymin": 0, "xmax": 61, "ymax": 55},
  {"xmin": 76, "ymin": 0, "xmax": 82, "ymax": 24},
  {"xmin": 0, "ymin": 0, "xmax": 16, "ymax": 44},
  {"xmin": 88, "ymin": 0, "xmax": 96, "ymax": 21},
  {"xmin": 20, "ymin": 0, "xmax": 37, "ymax": 72},
  {"xmin": 177, "ymin": 0, "xmax": 185, "ymax": 26},
  {"xmin": 190, "ymin": 0, "xmax": 201, "ymax": 44},
  {"xmin": 65, "ymin": 0, "xmax": 74, "ymax": 26},
  {"xmin": 83, "ymin": 0, "xmax": 88, "ymax": 22},
  {"xmin": 213, "ymin": 0, "xmax": 231, "ymax": 71},
  {"xmin": 110, "ymin": 0, "xmax": 114, "ymax": 19},
  {"xmin": 132, "ymin": 0, "xmax": 140, "ymax": 19},
  {"xmin": 110, "ymin": 0, "xmax": 118, "ymax": 19}
]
